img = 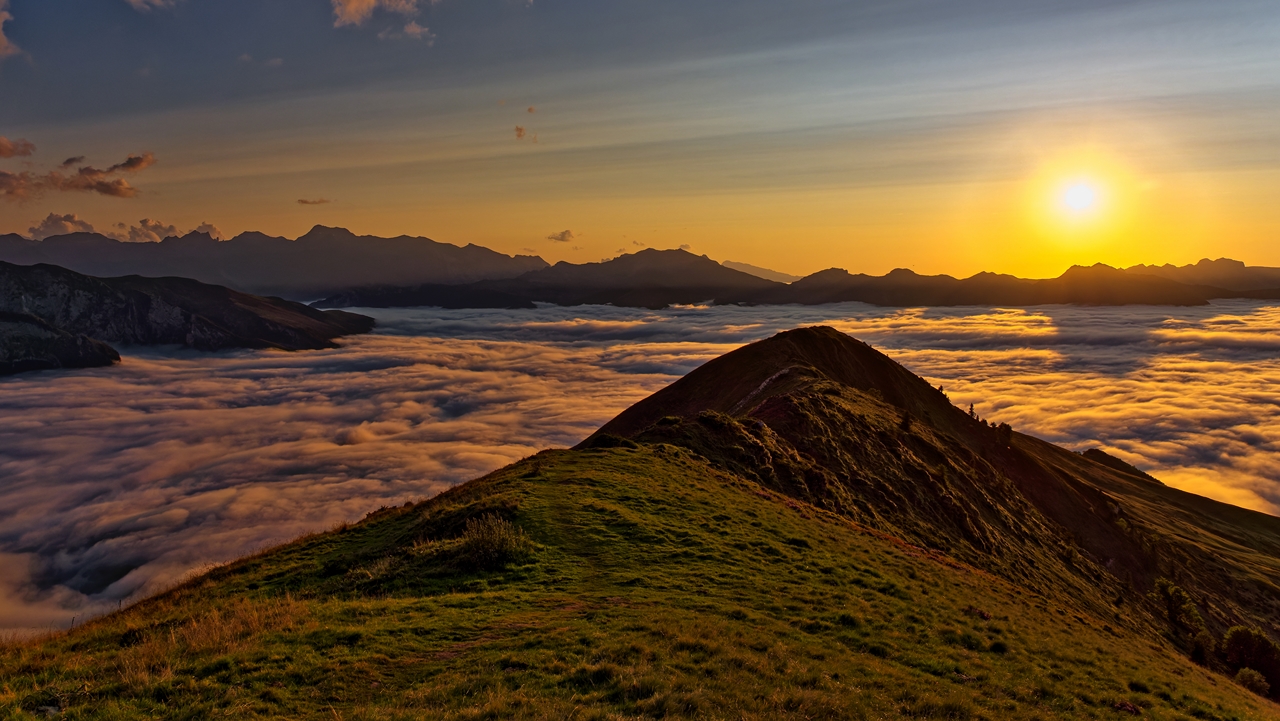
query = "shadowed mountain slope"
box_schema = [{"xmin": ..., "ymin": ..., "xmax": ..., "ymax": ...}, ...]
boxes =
[
  {"xmin": 722, "ymin": 259, "xmax": 803, "ymax": 283},
  {"xmin": 3, "ymin": 328, "xmax": 1278, "ymax": 718},
  {"xmin": 0, "ymin": 226, "xmax": 548, "ymax": 300},
  {"xmin": 0, "ymin": 262, "xmax": 374, "ymax": 353},
  {"xmin": 0, "ymin": 311, "xmax": 120, "ymax": 376}
]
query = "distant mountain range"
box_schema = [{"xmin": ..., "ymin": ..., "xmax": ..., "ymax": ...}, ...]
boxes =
[
  {"xmin": 0, "ymin": 262, "xmax": 374, "ymax": 375},
  {"xmin": 316, "ymin": 248, "xmax": 1280, "ymax": 310},
  {"xmin": 6, "ymin": 226, "xmax": 1280, "ymax": 309},
  {"xmin": 0, "ymin": 226, "xmax": 547, "ymax": 300}
]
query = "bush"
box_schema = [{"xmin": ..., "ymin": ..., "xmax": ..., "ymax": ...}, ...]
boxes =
[
  {"xmin": 1235, "ymin": 668, "xmax": 1270, "ymax": 697},
  {"xmin": 1221, "ymin": 626, "xmax": 1280, "ymax": 698},
  {"xmin": 458, "ymin": 514, "xmax": 535, "ymax": 570}
]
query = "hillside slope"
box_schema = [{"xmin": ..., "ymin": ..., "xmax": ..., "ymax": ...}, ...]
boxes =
[{"xmin": 3, "ymin": 328, "xmax": 1278, "ymax": 719}]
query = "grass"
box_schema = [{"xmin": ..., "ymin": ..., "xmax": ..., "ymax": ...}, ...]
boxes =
[{"xmin": 1, "ymin": 445, "xmax": 1277, "ymax": 719}]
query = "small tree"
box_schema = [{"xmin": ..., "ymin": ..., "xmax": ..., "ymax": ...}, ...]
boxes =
[
  {"xmin": 1150, "ymin": 579, "xmax": 1207, "ymax": 637},
  {"xmin": 994, "ymin": 423, "xmax": 1013, "ymax": 446}
]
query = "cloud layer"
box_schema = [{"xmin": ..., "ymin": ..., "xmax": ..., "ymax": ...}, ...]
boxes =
[
  {"xmin": 27, "ymin": 212, "xmax": 96, "ymax": 240},
  {"xmin": 2, "ymin": 300, "xmax": 1279, "ymax": 633}
]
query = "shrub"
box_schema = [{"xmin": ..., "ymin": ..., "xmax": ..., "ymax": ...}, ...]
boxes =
[
  {"xmin": 1235, "ymin": 668, "xmax": 1270, "ymax": 697},
  {"xmin": 458, "ymin": 514, "xmax": 535, "ymax": 570},
  {"xmin": 1221, "ymin": 626, "xmax": 1280, "ymax": 698}
]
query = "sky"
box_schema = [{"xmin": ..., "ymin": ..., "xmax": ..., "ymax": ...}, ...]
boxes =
[
  {"xmin": 1, "ymin": 0, "xmax": 1280, "ymax": 276},
  {"xmin": 4, "ymin": 301, "xmax": 1280, "ymax": 633}
]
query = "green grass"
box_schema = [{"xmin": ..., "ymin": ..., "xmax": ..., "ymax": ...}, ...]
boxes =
[{"xmin": 2, "ymin": 445, "xmax": 1276, "ymax": 719}]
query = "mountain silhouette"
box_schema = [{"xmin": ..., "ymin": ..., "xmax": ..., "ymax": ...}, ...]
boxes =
[
  {"xmin": 316, "ymin": 250, "xmax": 1280, "ymax": 310},
  {"xmin": 0, "ymin": 226, "xmax": 547, "ymax": 299}
]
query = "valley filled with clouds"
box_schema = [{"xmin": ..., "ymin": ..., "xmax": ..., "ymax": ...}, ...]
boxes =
[{"xmin": 2, "ymin": 301, "xmax": 1279, "ymax": 632}]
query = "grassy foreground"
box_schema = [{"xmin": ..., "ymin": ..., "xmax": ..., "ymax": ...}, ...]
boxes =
[{"xmin": 2, "ymin": 444, "xmax": 1276, "ymax": 720}]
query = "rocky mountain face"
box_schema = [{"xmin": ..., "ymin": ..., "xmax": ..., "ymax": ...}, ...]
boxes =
[
  {"xmin": 0, "ymin": 311, "xmax": 120, "ymax": 376},
  {"xmin": 0, "ymin": 226, "xmax": 549, "ymax": 300},
  {"xmin": 0, "ymin": 262, "xmax": 375, "ymax": 375}
]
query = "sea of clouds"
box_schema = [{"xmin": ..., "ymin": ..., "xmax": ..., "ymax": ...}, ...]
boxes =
[{"xmin": 3, "ymin": 300, "xmax": 1280, "ymax": 632}]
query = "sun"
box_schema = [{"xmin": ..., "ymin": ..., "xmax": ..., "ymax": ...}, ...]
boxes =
[
  {"xmin": 1058, "ymin": 179, "xmax": 1103, "ymax": 218},
  {"xmin": 1062, "ymin": 182, "xmax": 1098, "ymax": 213}
]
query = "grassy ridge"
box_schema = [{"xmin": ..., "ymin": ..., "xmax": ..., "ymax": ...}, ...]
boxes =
[{"xmin": 3, "ymin": 446, "xmax": 1274, "ymax": 719}]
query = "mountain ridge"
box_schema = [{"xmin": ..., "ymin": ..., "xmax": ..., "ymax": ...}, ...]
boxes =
[
  {"xmin": 0, "ymin": 226, "xmax": 548, "ymax": 299},
  {"xmin": 316, "ymin": 249, "xmax": 1280, "ymax": 310}
]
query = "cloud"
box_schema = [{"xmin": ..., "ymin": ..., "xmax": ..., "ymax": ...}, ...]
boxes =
[
  {"xmin": 546, "ymin": 229, "xmax": 574, "ymax": 242},
  {"xmin": 332, "ymin": 0, "xmax": 420, "ymax": 28},
  {"xmin": 0, "ymin": 0, "xmax": 19, "ymax": 62},
  {"xmin": 515, "ymin": 125, "xmax": 526, "ymax": 140},
  {"xmin": 298, "ymin": 198, "xmax": 333, "ymax": 205},
  {"xmin": 265, "ymin": 57, "xmax": 284, "ymax": 68},
  {"xmin": 678, "ymin": 243, "xmax": 691, "ymax": 251},
  {"xmin": 527, "ymin": 106, "xmax": 536, "ymax": 114},
  {"xmin": 0, "ymin": 136, "xmax": 34, "ymax": 158},
  {"xmin": 59, "ymin": 156, "xmax": 85, "ymax": 168},
  {"xmin": 123, "ymin": 0, "xmax": 176, "ymax": 10},
  {"xmin": 27, "ymin": 212, "xmax": 96, "ymax": 240},
  {"xmin": 194, "ymin": 221, "xmax": 224, "ymax": 240},
  {"xmin": 4, "ymin": 301, "xmax": 1280, "ymax": 633},
  {"xmin": 109, "ymin": 218, "xmax": 180, "ymax": 243},
  {"xmin": 107, "ymin": 152, "xmax": 157, "ymax": 174},
  {"xmin": 1, "ymin": 152, "xmax": 158, "ymax": 201},
  {"xmin": 380, "ymin": 20, "xmax": 433, "ymax": 41}
]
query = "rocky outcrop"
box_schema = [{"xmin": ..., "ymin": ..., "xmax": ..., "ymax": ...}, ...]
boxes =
[
  {"xmin": 0, "ymin": 262, "xmax": 375, "ymax": 365},
  {"xmin": 0, "ymin": 312, "xmax": 120, "ymax": 376}
]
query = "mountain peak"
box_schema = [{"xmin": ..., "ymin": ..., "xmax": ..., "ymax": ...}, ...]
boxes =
[{"xmin": 593, "ymin": 326, "xmax": 958, "ymax": 440}]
